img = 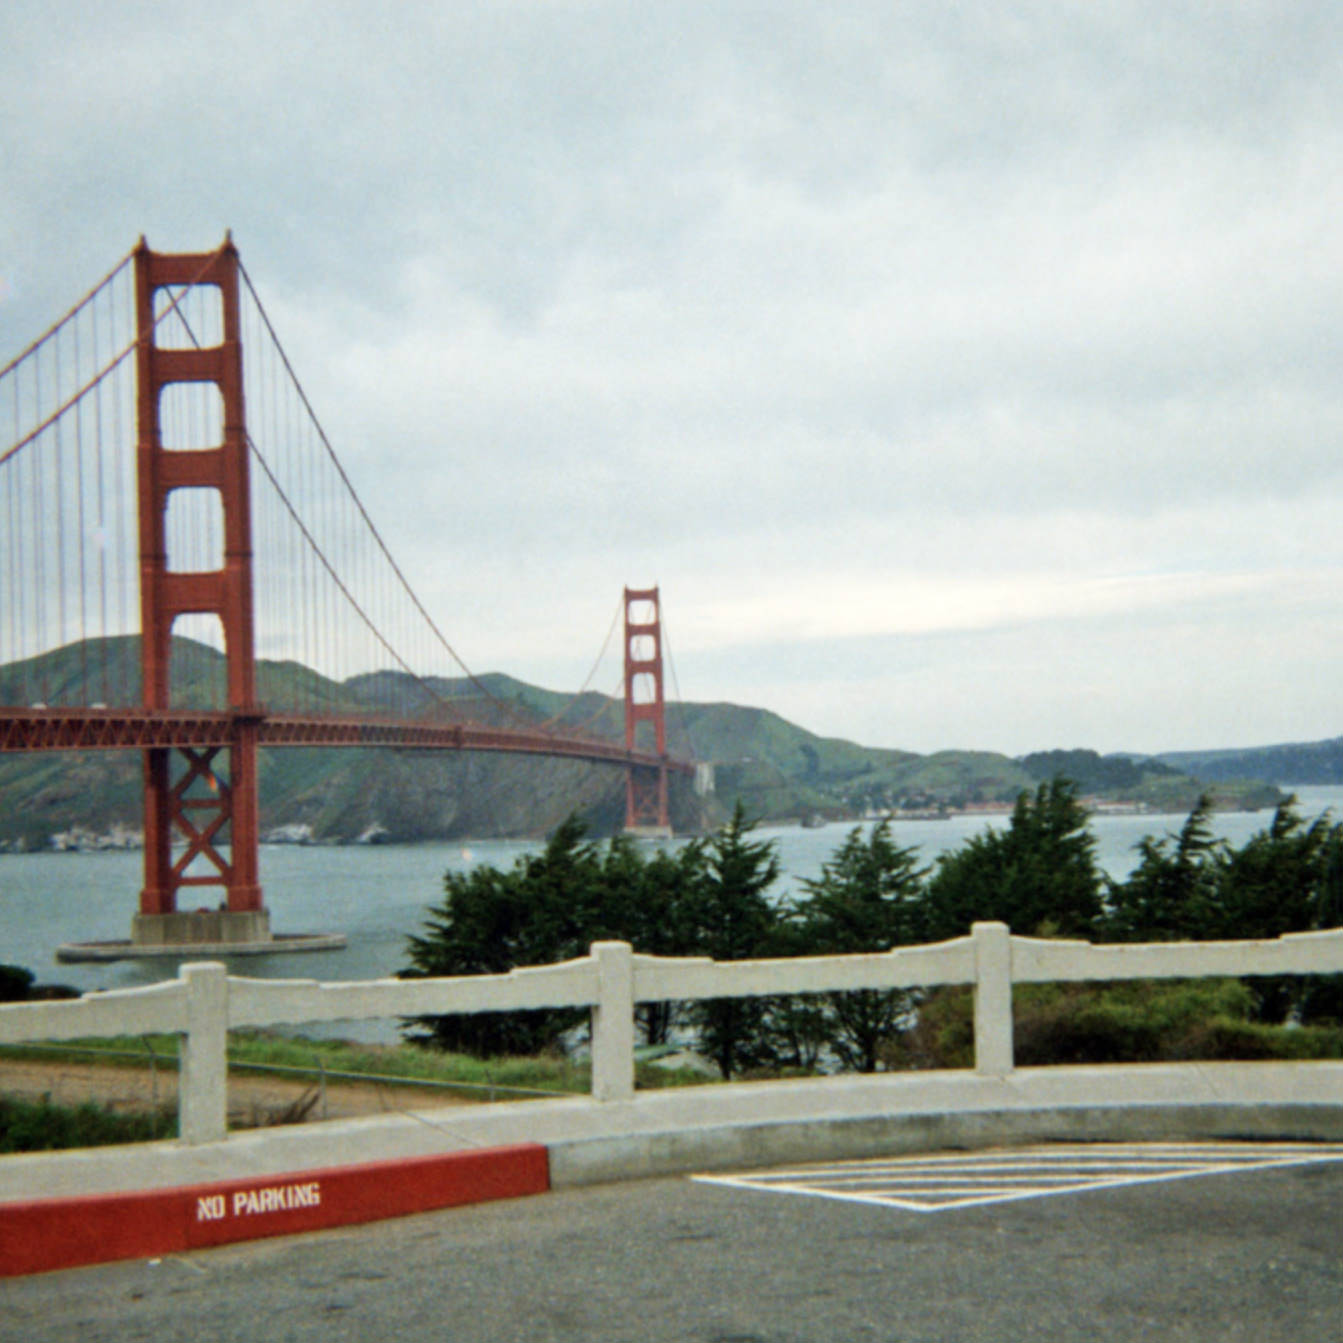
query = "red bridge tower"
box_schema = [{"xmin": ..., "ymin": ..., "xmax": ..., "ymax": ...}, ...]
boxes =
[
  {"xmin": 132, "ymin": 237, "xmax": 269, "ymax": 949},
  {"xmin": 623, "ymin": 586, "xmax": 671, "ymax": 835}
]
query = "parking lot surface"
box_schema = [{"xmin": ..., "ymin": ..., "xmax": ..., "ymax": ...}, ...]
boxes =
[{"xmin": 3, "ymin": 1142, "xmax": 1341, "ymax": 1342}]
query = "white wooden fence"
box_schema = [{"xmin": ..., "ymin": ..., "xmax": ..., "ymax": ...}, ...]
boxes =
[{"xmin": 2, "ymin": 922, "xmax": 1341, "ymax": 1146}]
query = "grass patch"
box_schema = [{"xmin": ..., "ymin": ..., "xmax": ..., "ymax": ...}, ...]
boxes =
[
  {"xmin": 224, "ymin": 1033, "xmax": 714, "ymax": 1094},
  {"xmin": 0, "ymin": 1036, "xmax": 181, "ymax": 1071},
  {"xmin": 0, "ymin": 1032, "xmax": 715, "ymax": 1099},
  {"xmin": 231, "ymin": 1032, "xmax": 593, "ymax": 1096}
]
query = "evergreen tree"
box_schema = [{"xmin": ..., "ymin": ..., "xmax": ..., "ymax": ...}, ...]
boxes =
[
  {"xmin": 1104, "ymin": 795, "xmax": 1343, "ymax": 1022},
  {"xmin": 681, "ymin": 801, "xmax": 781, "ymax": 1079},
  {"xmin": 596, "ymin": 833, "xmax": 707, "ymax": 1044},
  {"xmin": 790, "ymin": 820, "xmax": 927, "ymax": 1071},
  {"xmin": 1101, "ymin": 795, "xmax": 1226, "ymax": 942},
  {"xmin": 403, "ymin": 814, "xmax": 719, "ymax": 1056},
  {"xmin": 1303, "ymin": 823, "xmax": 1343, "ymax": 1023},
  {"xmin": 402, "ymin": 814, "xmax": 602, "ymax": 1055},
  {"xmin": 1215, "ymin": 798, "xmax": 1336, "ymax": 940},
  {"xmin": 923, "ymin": 778, "xmax": 1102, "ymax": 939},
  {"xmin": 1220, "ymin": 800, "xmax": 1338, "ymax": 1021}
]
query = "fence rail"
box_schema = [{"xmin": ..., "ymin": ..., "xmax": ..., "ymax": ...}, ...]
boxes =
[{"xmin": 1, "ymin": 922, "xmax": 1341, "ymax": 1146}]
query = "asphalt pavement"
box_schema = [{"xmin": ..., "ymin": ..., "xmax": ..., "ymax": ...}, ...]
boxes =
[{"xmin": 2, "ymin": 1144, "xmax": 1341, "ymax": 1342}]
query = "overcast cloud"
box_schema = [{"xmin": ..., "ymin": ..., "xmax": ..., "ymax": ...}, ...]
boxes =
[{"xmin": 4, "ymin": 1, "xmax": 1341, "ymax": 756}]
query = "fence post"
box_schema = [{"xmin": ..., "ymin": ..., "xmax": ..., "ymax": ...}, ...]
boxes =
[
  {"xmin": 972, "ymin": 922, "xmax": 1014, "ymax": 1077},
  {"xmin": 179, "ymin": 962, "xmax": 229, "ymax": 1144},
  {"xmin": 590, "ymin": 941, "xmax": 635, "ymax": 1102}
]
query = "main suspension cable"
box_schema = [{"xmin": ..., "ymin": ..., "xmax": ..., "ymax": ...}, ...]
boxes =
[
  {"xmin": 0, "ymin": 247, "xmax": 135, "ymax": 381},
  {"xmin": 156, "ymin": 280, "xmax": 448, "ymax": 705},
  {"xmin": 536, "ymin": 594, "xmax": 624, "ymax": 734},
  {"xmin": 237, "ymin": 259, "xmax": 523, "ymax": 721},
  {"xmin": 0, "ymin": 252, "xmax": 219, "ymax": 471}
]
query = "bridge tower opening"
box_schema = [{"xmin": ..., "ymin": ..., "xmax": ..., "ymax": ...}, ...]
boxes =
[
  {"xmin": 131, "ymin": 237, "xmax": 269, "ymax": 949},
  {"xmin": 623, "ymin": 585, "xmax": 671, "ymax": 837}
]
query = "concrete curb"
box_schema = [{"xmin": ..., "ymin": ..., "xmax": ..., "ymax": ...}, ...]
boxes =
[
  {"xmin": 546, "ymin": 1102, "xmax": 1343, "ymax": 1186},
  {"xmin": 7, "ymin": 1100, "xmax": 1342, "ymax": 1278},
  {"xmin": 9, "ymin": 1058, "xmax": 1340, "ymax": 1205},
  {"xmin": 4, "ymin": 1061, "xmax": 1342, "ymax": 1276},
  {"xmin": 0, "ymin": 1144, "xmax": 549, "ymax": 1278}
]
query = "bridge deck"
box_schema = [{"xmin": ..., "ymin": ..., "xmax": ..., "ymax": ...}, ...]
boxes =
[{"xmin": 0, "ymin": 708, "xmax": 692, "ymax": 771}]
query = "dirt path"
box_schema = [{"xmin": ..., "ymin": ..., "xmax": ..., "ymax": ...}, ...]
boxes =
[{"xmin": 0, "ymin": 1057, "xmax": 475, "ymax": 1128}]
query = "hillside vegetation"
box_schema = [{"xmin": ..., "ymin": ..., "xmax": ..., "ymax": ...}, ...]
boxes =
[
  {"xmin": 0, "ymin": 637, "xmax": 1284, "ymax": 847},
  {"xmin": 1158, "ymin": 738, "xmax": 1343, "ymax": 786}
]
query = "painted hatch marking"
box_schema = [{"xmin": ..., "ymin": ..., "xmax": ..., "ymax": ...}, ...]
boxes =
[{"xmin": 692, "ymin": 1142, "xmax": 1343, "ymax": 1213}]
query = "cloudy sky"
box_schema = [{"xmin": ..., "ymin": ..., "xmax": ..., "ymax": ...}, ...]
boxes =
[{"xmin": 4, "ymin": 2, "xmax": 1341, "ymax": 757}]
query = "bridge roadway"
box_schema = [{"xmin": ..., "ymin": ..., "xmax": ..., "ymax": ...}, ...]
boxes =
[
  {"xmin": 0, "ymin": 708, "xmax": 693, "ymax": 773},
  {"xmin": 2, "ymin": 1145, "xmax": 1340, "ymax": 1342}
]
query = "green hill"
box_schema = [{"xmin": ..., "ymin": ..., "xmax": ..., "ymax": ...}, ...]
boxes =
[
  {"xmin": 0, "ymin": 637, "xmax": 1287, "ymax": 847},
  {"xmin": 1157, "ymin": 738, "xmax": 1343, "ymax": 787}
]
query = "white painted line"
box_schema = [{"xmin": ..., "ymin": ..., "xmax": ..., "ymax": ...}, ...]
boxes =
[
  {"xmin": 741, "ymin": 1142, "xmax": 1343, "ymax": 1177},
  {"xmin": 693, "ymin": 1142, "xmax": 1343, "ymax": 1214}
]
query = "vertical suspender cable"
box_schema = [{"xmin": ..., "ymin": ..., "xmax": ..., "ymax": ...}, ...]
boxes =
[
  {"xmin": 93, "ymin": 281, "xmax": 109, "ymax": 703},
  {"xmin": 75, "ymin": 311, "xmax": 89, "ymax": 700},
  {"xmin": 6, "ymin": 365, "xmax": 17, "ymax": 692},
  {"xmin": 33, "ymin": 352, "xmax": 46, "ymax": 700},
  {"xmin": 112, "ymin": 267, "xmax": 128, "ymax": 702},
  {"xmin": 53, "ymin": 336, "xmax": 66, "ymax": 671}
]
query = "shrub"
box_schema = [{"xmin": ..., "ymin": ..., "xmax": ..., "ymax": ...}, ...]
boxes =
[
  {"xmin": 0, "ymin": 964, "xmax": 35, "ymax": 1003},
  {"xmin": 0, "ymin": 1096, "xmax": 173, "ymax": 1152},
  {"xmin": 886, "ymin": 978, "xmax": 1343, "ymax": 1070},
  {"xmin": 895, "ymin": 987, "xmax": 974, "ymax": 1070}
]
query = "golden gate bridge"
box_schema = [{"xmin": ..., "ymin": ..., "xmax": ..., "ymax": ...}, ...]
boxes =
[{"xmin": 0, "ymin": 236, "xmax": 696, "ymax": 956}]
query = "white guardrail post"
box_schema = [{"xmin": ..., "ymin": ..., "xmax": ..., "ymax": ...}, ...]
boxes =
[
  {"xmin": 178, "ymin": 962, "xmax": 229, "ymax": 1144},
  {"xmin": 972, "ymin": 921, "xmax": 1014, "ymax": 1077},
  {"xmin": 590, "ymin": 941, "xmax": 635, "ymax": 1102}
]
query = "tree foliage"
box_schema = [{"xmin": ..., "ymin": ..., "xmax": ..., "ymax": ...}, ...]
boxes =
[
  {"xmin": 402, "ymin": 781, "xmax": 1343, "ymax": 1070},
  {"xmin": 597, "ymin": 832, "xmax": 708, "ymax": 1044},
  {"xmin": 403, "ymin": 814, "xmax": 713, "ymax": 1056},
  {"xmin": 402, "ymin": 814, "xmax": 600, "ymax": 1055},
  {"xmin": 680, "ymin": 801, "xmax": 782, "ymax": 1079},
  {"xmin": 1101, "ymin": 794, "xmax": 1226, "ymax": 943},
  {"xmin": 788, "ymin": 820, "xmax": 927, "ymax": 1071},
  {"xmin": 1019, "ymin": 748, "xmax": 1176, "ymax": 793},
  {"xmin": 1102, "ymin": 795, "xmax": 1343, "ymax": 1021},
  {"xmin": 923, "ymin": 778, "xmax": 1103, "ymax": 939}
]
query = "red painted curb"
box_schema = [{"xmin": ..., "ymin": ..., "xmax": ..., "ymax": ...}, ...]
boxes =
[{"xmin": 0, "ymin": 1143, "xmax": 550, "ymax": 1278}]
